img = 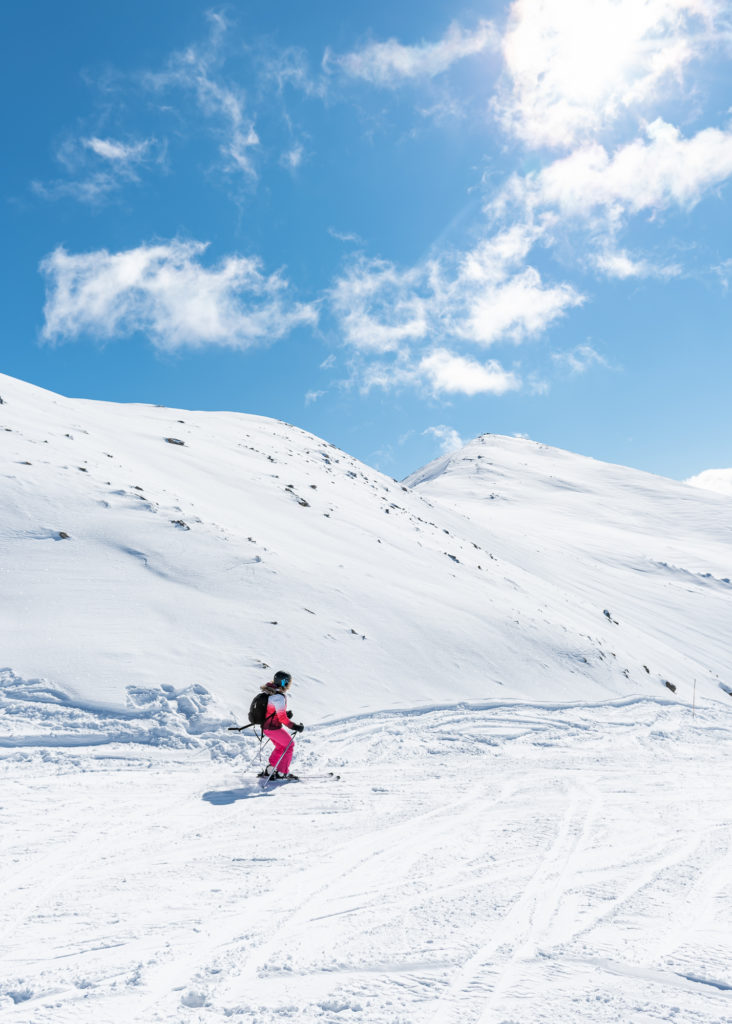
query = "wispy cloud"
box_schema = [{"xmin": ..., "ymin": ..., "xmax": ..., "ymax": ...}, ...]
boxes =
[
  {"xmin": 40, "ymin": 239, "xmax": 317, "ymax": 350},
  {"xmin": 33, "ymin": 134, "xmax": 162, "ymax": 205},
  {"xmin": 552, "ymin": 343, "xmax": 610, "ymax": 375},
  {"xmin": 713, "ymin": 258, "xmax": 732, "ymax": 290},
  {"xmin": 142, "ymin": 11, "xmax": 259, "ymax": 178},
  {"xmin": 280, "ymin": 142, "xmax": 305, "ymax": 172},
  {"xmin": 326, "ymin": 19, "xmax": 498, "ymax": 87},
  {"xmin": 32, "ymin": 173, "xmax": 123, "ymax": 204},
  {"xmin": 257, "ymin": 45, "xmax": 326, "ymax": 98},
  {"xmin": 328, "ymin": 227, "xmax": 365, "ymax": 246},
  {"xmin": 494, "ymin": 0, "xmax": 722, "ymax": 149}
]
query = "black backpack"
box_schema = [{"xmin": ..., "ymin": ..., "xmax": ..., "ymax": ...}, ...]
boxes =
[{"xmin": 248, "ymin": 691, "xmax": 270, "ymax": 731}]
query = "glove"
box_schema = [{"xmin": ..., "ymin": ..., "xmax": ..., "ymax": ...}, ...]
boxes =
[
  {"xmin": 291, "ymin": 722, "xmax": 304, "ymax": 733},
  {"xmin": 287, "ymin": 710, "xmax": 293, "ymax": 719}
]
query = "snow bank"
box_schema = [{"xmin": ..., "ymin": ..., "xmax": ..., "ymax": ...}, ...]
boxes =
[{"xmin": 0, "ymin": 668, "xmax": 230, "ymax": 749}]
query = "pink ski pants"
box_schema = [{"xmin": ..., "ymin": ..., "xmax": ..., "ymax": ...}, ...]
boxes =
[{"xmin": 264, "ymin": 729, "xmax": 295, "ymax": 773}]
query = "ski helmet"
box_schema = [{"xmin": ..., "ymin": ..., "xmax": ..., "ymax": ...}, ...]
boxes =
[{"xmin": 273, "ymin": 670, "xmax": 292, "ymax": 688}]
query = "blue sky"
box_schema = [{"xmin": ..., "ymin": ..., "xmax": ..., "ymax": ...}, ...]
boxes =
[{"xmin": 2, "ymin": 0, "xmax": 731, "ymax": 480}]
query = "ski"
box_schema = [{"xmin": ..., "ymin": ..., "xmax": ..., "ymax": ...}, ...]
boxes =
[{"xmin": 257, "ymin": 771, "xmax": 341, "ymax": 784}]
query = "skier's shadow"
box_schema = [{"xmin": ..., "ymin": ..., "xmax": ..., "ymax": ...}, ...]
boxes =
[{"xmin": 202, "ymin": 783, "xmax": 268, "ymax": 805}]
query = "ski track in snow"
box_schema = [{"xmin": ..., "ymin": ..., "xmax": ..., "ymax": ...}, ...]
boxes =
[{"xmin": 2, "ymin": 700, "xmax": 732, "ymax": 1024}]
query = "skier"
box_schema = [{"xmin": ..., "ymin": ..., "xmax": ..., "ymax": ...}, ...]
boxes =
[{"xmin": 258, "ymin": 671, "xmax": 304, "ymax": 781}]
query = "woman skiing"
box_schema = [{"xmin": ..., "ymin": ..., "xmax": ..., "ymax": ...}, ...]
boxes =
[{"xmin": 259, "ymin": 670, "xmax": 304, "ymax": 781}]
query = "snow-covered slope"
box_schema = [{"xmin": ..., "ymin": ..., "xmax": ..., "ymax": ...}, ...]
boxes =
[
  {"xmin": 3, "ymin": 700, "xmax": 732, "ymax": 1024},
  {"xmin": 1, "ymin": 373, "xmax": 730, "ymax": 744},
  {"xmin": 3, "ymin": 373, "xmax": 732, "ymax": 1024},
  {"xmin": 405, "ymin": 434, "xmax": 731, "ymax": 706}
]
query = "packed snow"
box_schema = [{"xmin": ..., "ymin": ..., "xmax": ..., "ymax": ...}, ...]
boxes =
[{"xmin": 1, "ymin": 372, "xmax": 731, "ymax": 1023}]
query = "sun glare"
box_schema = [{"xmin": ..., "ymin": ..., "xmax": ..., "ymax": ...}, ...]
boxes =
[{"xmin": 501, "ymin": 0, "xmax": 708, "ymax": 146}]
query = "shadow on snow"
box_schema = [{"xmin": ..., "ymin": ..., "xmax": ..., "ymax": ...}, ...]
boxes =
[{"xmin": 202, "ymin": 783, "xmax": 269, "ymax": 804}]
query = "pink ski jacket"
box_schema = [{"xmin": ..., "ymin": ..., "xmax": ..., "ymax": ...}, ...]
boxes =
[{"xmin": 263, "ymin": 688, "xmax": 294, "ymax": 731}]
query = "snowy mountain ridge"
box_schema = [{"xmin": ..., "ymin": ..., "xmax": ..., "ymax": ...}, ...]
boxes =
[{"xmin": 1, "ymin": 370, "xmax": 730, "ymax": 748}]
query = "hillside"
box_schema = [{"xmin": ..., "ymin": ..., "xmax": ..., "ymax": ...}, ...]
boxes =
[{"xmin": 1, "ymin": 372, "xmax": 730, "ymax": 746}]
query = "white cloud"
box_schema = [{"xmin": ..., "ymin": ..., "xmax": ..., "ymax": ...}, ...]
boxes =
[
  {"xmin": 552, "ymin": 343, "xmax": 610, "ymax": 374},
  {"xmin": 329, "ymin": 233, "xmax": 583, "ymax": 356},
  {"xmin": 328, "ymin": 223, "xmax": 582, "ymax": 399},
  {"xmin": 82, "ymin": 137, "xmax": 151, "ymax": 163},
  {"xmin": 305, "ymin": 389, "xmax": 326, "ymax": 404},
  {"xmin": 419, "ymin": 349, "xmax": 521, "ymax": 396},
  {"xmin": 593, "ymin": 248, "xmax": 682, "ymax": 278},
  {"xmin": 518, "ymin": 119, "xmax": 732, "ymax": 220},
  {"xmin": 40, "ymin": 239, "xmax": 317, "ymax": 350},
  {"xmin": 684, "ymin": 468, "xmax": 732, "ymax": 495},
  {"xmin": 454, "ymin": 264, "xmax": 583, "ymax": 346},
  {"xmin": 329, "ymin": 258, "xmax": 430, "ymax": 353},
  {"xmin": 424, "ymin": 425, "xmax": 466, "ymax": 454},
  {"xmin": 492, "ymin": 118, "xmax": 732, "ymax": 270},
  {"xmin": 353, "ymin": 347, "xmax": 520, "ymax": 398},
  {"xmin": 494, "ymin": 0, "xmax": 721, "ymax": 149},
  {"xmin": 326, "ymin": 19, "xmax": 498, "ymax": 86}
]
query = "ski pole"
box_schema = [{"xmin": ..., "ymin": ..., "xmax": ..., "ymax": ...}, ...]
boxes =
[
  {"xmin": 226, "ymin": 723, "xmax": 272, "ymax": 771},
  {"xmin": 244, "ymin": 736, "xmax": 272, "ymax": 773}
]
